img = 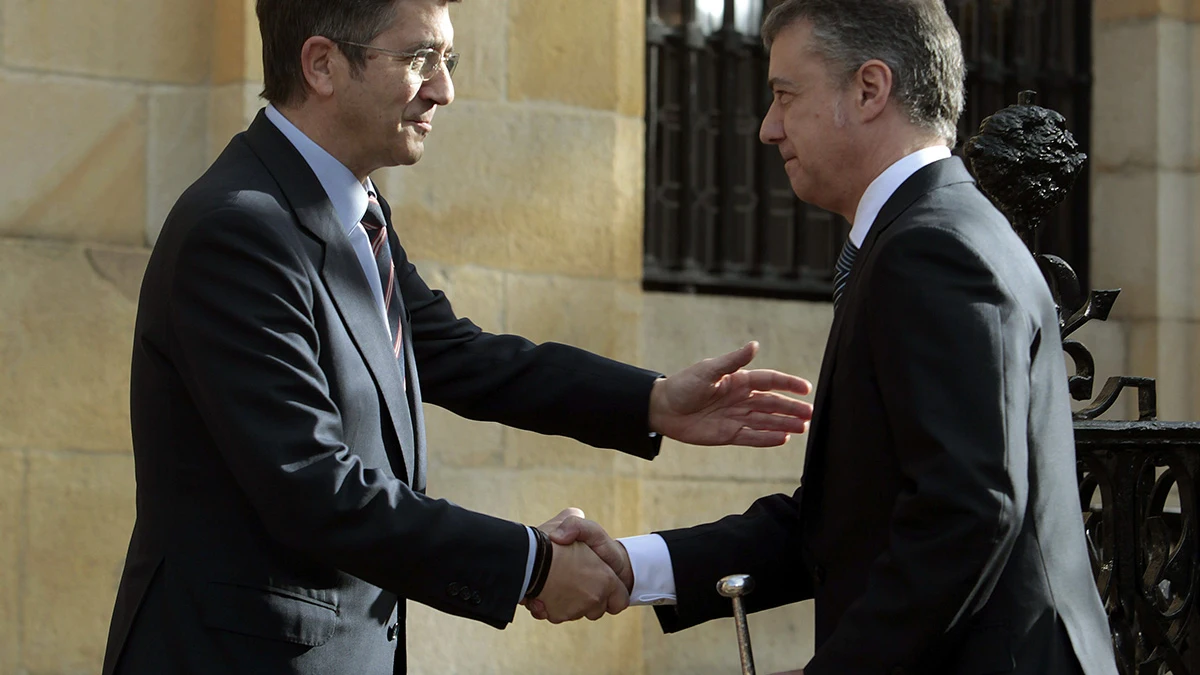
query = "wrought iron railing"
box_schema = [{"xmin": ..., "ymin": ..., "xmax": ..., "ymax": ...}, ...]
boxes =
[{"xmin": 643, "ymin": 0, "xmax": 1092, "ymax": 300}]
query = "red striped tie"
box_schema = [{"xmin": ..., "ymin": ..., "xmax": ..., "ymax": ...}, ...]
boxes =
[{"xmin": 360, "ymin": 193, "xmax": 405, "ymax": 364}]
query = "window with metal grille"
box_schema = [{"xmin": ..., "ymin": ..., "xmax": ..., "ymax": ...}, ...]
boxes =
[{"xmin": 643, "ymin": 0, "xmax": 1092, "ymax": 300}]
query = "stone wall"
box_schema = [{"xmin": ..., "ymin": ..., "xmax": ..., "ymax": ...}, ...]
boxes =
[{"xmin": 1091, "ymin": 0, "xmax": 1200, "ymax": 420}]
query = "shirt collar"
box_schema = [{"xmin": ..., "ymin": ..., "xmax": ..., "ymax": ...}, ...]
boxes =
[
  {"xmin": 848, "ymin": 145, "xmax": 952, "ymax": 247},
  {"xmin": 264, "ymin": 104, "xmax": 376, "ymax": 236}
]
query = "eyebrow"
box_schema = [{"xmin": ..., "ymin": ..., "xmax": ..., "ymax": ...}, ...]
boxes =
[
  {"xmin": 768, "ymin": 76, "xmax": 798, "ymax": 90},
  {"xmin": 404, "ymin": 38, "xmax": 453, "ymax": 52}
]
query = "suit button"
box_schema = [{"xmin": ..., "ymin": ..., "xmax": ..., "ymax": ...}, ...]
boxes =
[
  {"xmin": 387, "ymin": 624, "xmax": 399, "ymax": 642},
  {"xmin": 814, "ymin": 565, "xmax": 826, "ymax": 585},
  {"xmin": 470, "ymin": 593, "xmax": 481, "ymax": 605},
  {"xmin": 447, "ymin": 582, "xmax": 461, "ymax": 596},
  {"xmin": 459, "ymin": 587, "xmax": 473, "ymax": 601}
]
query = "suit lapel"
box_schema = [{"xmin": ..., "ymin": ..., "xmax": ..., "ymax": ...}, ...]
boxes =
[
  {"xmin": 242, "ymin": 111, "xmax": 417, "ymax": 485},
  {"xmin": 802, "ymin": 157, "xmax": 977, "ymax": 479}
]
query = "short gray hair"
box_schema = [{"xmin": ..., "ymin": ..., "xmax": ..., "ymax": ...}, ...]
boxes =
[{"xmin": 762, "ymin": 0, "xmax": 965, "ymax": 144}]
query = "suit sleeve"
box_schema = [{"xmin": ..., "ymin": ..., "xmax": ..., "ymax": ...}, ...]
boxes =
[
  {"xmin": 651, "ymin": 487, "xmax": 812, "ymax": 632},
  {"xmin": 168, "ymin": 209, "xmax": 528, "ymax": 628},
  {"xmin": 805, "ymin": 227, "xmax": 1031, "ymax": 674},
  {"xmin": 394, "ymin": 245, "xmax": 661, "ymax": 459}
]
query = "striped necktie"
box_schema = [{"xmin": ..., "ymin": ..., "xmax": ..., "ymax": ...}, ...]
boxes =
[
  {"xmin": 832, "ymin": 239, "xmax": 859, "ymax": 313},
  {"xmin": 360, "ymin": 192, "xmax": 405, "ymax": 363}
]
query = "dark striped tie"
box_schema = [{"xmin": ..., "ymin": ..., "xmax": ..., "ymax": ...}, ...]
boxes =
[
  {"xmin": 360, "ymin": 193, "xmax": 405, "ymax": 367},
  {"xmin": 832, "ymin": 239, "xmax": 859, "ymax": 313}
]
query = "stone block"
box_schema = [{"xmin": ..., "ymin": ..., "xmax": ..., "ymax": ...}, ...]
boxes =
[
  {"xmin": 500, "ymin": 274, "xmax": 644, "ymax": 472},
  {"xmin": 213, "ymin": 0, "xmax": 263, "ymax": 85},
  {"xmin": 1092, "ymin": 20, "xmax": 1160, "ymax": 171},
  {"xmin": 1154, "ymin": 19, "xmax": 1192, "ymax": 171},
  {"xmin": 0, "ymin": 240, "xmax": 145, "ymax": 452},
  {"xmin": 1091, "ymin": 171, "xmax": 1161, "ymax": 320},
  {"xmin": 423, "ymin": 403, "xmax": 506, "ymax": 469},
  {"xmin": 372, "ymin": 101, "xmax": 643, "ymax": 279},
  {"xmin": 3, "ymin": 0, "xmax": 211, "ymax": 83},
  {"xmin": 504, "ymin": 275, "xmax": 642, "ymax": 362},
  {"xmin": 407, "ymin": 260, "xmax": 506, "ymax": 333},
  {"xmin": 505, "ymin": 428, "xmax": 619, "ymax": 473},
  {"xmin": 1193, "ymin": 25, "xmax": 1200, "ymax": 171},
  {"xmin": 638, "ymin": 292, "xmax": 826, "ymax": 481},
  {"xmin": 508, "ymin": 0, "xmax": 644, "ymax": 116},
  {"xmin": 1129, "ymin": 319, "xmax": 1200, "ymax": 420},
  {"xmin": 448, "ymin": 0, "xmax": 508, "ymax": 101},
  {"xmin": 638, "ymin": 479, "xmax": 814, "ymax": 675},
  {"xmin": 0, "ymin": 449, "xmax": 24, "ymax": 674},
  {"xmin": 148, "ymin": 87, "xmax": 210, "ymax": 246},
  {"xmin": 21, "ymin": 451, "xmax": 136, "ymax": 673},
  {"xmin": 1154, "ymin": 171, "xmax": 1196, "ymax": 321},
  {"xmin": 1095, "ymin": 0, "xmax": 1198, "ymax": 22},
  {"xmin": 0, "ymin": 73, "xmax": 147, "ymax": 245},
  {"xmin": 208, "ymin": 82, "xmax": 264, "ymax": 162},
  {"xmin": 409, "ymin": 261, "xmax": 509, "ymax": 470},
  {"xmin": 1093, "ymin": 17, "xmax": 1195, "ymax": 172},
  {"xmin": 408, "ymin": 470, "xmax": 643, "ymax": 675}
]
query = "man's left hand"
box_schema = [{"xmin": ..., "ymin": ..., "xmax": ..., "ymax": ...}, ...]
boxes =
[{"xmin": 649, "ymin": 342, "xmax": 813, "ymax": 447}]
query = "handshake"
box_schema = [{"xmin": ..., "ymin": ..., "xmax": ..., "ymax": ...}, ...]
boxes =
[{"xmin": 521, "ymin": 508, "xmax": 633, "ymax": 624}]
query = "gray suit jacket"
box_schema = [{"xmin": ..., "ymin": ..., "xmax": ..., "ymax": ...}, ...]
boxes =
[
  {"xmin": 653, "ymin": 158, "xmax": 1117, "ymax": 675},
  {"xmin": 103, "ymin": 111, "xmax": 662, "ymax": 675}
]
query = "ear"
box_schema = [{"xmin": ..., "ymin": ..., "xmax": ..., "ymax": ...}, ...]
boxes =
[
  {"xmin": 300, "ymin": 36, "xmax": 339, "ymax": 99},
  {"xmin": 855, "ymin": 59, "xmax": 893, "ymax": 123}
]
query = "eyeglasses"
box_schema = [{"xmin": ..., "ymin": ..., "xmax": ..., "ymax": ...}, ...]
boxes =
[{"xmin": 333, "ymin": 40, "xmax": 459, "ymax": 80}]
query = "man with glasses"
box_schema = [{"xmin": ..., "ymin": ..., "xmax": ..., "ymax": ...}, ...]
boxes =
[{"xmin": 100, "ymin": 1, "xmax": 814, "ymax": 674}]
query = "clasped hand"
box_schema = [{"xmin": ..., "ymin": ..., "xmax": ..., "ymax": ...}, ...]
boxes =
[
  {"xmin": 522, "ymin": 509, "xmax": 631, "ymax": 623},
  {"xmin": 524, "ymin": 510, "xmax": 631, "ymax": 623}
]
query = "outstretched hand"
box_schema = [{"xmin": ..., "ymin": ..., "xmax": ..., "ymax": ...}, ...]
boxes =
[{"xmin": 649, "ymin": 342, "xmax": 813, "ymax": 447}]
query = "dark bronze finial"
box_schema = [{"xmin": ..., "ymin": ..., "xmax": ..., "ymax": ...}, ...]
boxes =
[{"xmin": 964, "ymin": 90, "xmax": 1087, "ymax": 253}]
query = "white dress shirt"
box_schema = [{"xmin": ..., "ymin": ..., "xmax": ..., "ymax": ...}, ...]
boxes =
[
  {"xmin": 619, "ymin": 144, "xmax": 953, "ymax": 606},
  {"xmin": 264, "ymin": 105, "xmax": 540, "ymax": 602}
]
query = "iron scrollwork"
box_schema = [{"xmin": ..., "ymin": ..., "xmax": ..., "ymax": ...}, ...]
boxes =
[{"xmin": 965, "ymin": 90, "xmax": 1156, "ymax": 422}]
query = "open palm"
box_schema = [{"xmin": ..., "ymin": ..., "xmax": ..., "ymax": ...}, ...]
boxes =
[{"xmin": 649, "ymin": 342, "xmax": 814, "ymax": 447}]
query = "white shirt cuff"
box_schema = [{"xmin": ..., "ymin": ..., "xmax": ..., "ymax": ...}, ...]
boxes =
[
  {"xmin": 519, "ymin": 526, "xmax": 536, "ymax": 603},
  {"xmin": 618, "ymin": 533, "xmax": 677, "ymax": 606}
]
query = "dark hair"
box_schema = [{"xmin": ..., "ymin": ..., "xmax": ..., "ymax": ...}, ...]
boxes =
[
  {"xmin": 762, "ymin": 0, "xmax": 965, "ymax": 143},
  {"xmin": 257, "ymin": 0, "xmax": 460, "ymax": 106}
]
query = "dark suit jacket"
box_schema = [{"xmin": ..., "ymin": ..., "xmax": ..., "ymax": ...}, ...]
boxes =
[
  {"xmin": 102, "ymin": 111, "xmax": 662, "ymax": 675},
  {"xmin": 653, "ymin": 158, "xmax": 1116, "ymax": 675}
]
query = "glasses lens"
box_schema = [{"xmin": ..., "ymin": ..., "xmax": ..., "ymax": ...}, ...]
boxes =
[{"xmin": 416, "ymin": 51, "xmax": 457, "ymax": 80}]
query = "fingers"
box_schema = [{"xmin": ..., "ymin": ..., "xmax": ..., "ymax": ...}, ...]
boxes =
[
  {"xmin": 729, "ymin": 428, "xmax": 793, "ymax": 447},
  {"xmin": 738, "ymin": 391, "xmax": 813, "ymax": 416},
  {"xmin": 550, "ymin": 516, "xmax": 604, "ymax": 546},
  {"xmin": 740, "ymin": 368, "xmax": 813, "ymax": 396},
  {"xmin": 537, "ymin": 507, "xmax": 586, "ymax": 535},
  {"xmin": 704, "ymin": 341, "xmax": 759, "ymax": 378},
  {"xmin": 739, "ymin": 411, "xmax": 812, "ymax": 434}
]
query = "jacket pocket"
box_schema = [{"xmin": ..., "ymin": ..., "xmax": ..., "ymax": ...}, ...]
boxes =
[{"xmin": 199, "ymin": 582, "xmax": 338, "ymax": 647}]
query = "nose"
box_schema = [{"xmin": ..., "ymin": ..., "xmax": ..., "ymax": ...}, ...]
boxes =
[
  {"xmin": 420, "ymin": 66, "xmax": 455, "ymax": 107},
  {"xmin": 759, "ymin": 101, "xmax": 784, "ymax": 145}
]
